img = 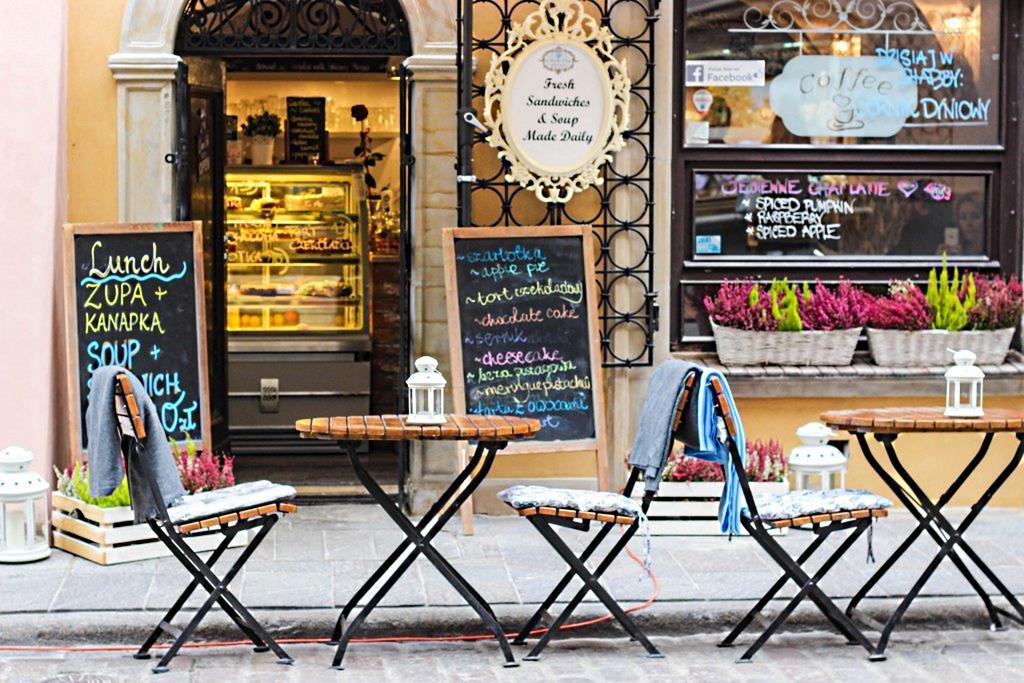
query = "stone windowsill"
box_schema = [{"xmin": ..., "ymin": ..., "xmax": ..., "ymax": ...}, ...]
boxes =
[{"xmin": 671, "ymin": 351, "xmax": 1024, "ymax": 398}]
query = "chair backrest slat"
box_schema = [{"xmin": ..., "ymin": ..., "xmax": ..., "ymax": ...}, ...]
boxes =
[
  {"xmin": 669, "ymin": 371, "xmax": 697, "ymax": 441},
  {"xmin": 114, "ymin": 373, "xmax": 147, "ymax": 443}
]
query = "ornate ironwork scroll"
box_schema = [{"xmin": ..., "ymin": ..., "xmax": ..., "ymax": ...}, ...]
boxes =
[
  {"xmin": 743, "ymin": 0, "xmax": 928, "ymax": 34},
  {"xmin": 458, "ymin": 0, "xmax": 659, "ymax": 367},
  {"xmin": 177, "ymin": 0, "xmax": 411, "ymax": 56}
]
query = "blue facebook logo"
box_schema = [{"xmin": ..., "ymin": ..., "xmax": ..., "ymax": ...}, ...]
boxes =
[{"xmin": 686, "ymin": 63, "xmax": 704, "ymax": 84}]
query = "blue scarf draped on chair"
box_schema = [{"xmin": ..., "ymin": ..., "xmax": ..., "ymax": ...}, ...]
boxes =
[
  {"xmin": 628, "ymin": 360, "xmax": 746, "ymax": 535},
  {"xmin": 676, "ymin": 364, "xmax": 747, "ymax": 535}
]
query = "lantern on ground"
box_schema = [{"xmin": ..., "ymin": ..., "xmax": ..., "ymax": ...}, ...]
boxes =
[
  {"xmin": 788, "ymin": 422, "xmax": 849, "ymax": 491},
  {"xmin": 0, "ymin": 446, "xmax": 51, "ymax": 563},
  {"xmin": 406, "ymin": 356, "xmax": 448, "ymax": 425},
  {"xmin": 945, "ymin": 348, "xmax": 984, "ymax": 418}
]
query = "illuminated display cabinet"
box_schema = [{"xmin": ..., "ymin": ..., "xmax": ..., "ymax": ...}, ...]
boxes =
[
  {"xmin": 224, "ymin": 165, "xmax": 369, "ymax": 336},
  {"xmin": 223, "ymin": 165, "xmax": 371, "ymax": 443}
]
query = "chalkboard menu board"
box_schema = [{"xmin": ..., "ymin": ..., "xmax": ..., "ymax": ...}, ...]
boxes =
[
  {"xmin": 63, "ymin": 222, "xmax": 211, "ymax": 457},
  {"xmin": 287, "ymin": 97, "xmax": 327, "ymax": 164},
  {"xmin": 444, "ymin": 226, "xmax": 606, "ymax": 476}
]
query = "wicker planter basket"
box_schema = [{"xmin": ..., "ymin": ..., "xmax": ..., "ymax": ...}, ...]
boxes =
[
  {"xmin": 866, "ymin": 327, "xmax": 1015, "ymax": 367},
  {"xmin": 711, "ymin": 320, "xmax": 861, "ymax": 366}
]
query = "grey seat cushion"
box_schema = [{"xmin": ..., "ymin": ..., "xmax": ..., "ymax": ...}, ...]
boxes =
[
  {"xmin": 498, "ymin": 485, "xmax": 642, "ymax": 518},
  {"xmin": 747, "ymin": 488, "xmax": 893, "ymax": 521},
  {"xmin": 168, "ymin": 480, "xmax": 297, "ymax": 524}
]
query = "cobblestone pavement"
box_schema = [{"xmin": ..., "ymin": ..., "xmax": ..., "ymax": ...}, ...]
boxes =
[{"xmin": 2, "ymin": 628, "xmax": 1022, "ymax": 682}]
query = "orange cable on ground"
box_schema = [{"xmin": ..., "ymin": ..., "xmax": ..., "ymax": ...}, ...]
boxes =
[{"xmin": 0, "ymin": 531, "xmax": 660, "ymax": 654}]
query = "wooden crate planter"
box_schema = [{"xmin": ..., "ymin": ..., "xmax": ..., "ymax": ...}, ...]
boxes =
[
  {"xmin": 51, "ymin": 492, "xmax": 245, "ymax": 565},
  {"xmin": 636, "ymin": 481, "xmax": 790, "ymax": 536}
]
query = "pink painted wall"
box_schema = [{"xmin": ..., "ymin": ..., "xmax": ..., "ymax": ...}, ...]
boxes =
[{"xmin": 0, "ymin": 1, "xmax": 68, "ymax": 483}]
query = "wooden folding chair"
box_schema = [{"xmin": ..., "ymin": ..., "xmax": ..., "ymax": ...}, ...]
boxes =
[
  {"xmin": 112, "ymin": 373, "xmax": 298, "ymax": 673},
  {"xmin": 705, "ymin": 376, "xmax": 888, "ymax": 663},
  {"xmin": 502, "ymin": 372, "xmax": 698, "ymax": 660}
]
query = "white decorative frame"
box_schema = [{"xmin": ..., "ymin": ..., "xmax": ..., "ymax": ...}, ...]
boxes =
[{"xmin": 482, "ymin": 0, "xmax": 631, "ymax": 203}]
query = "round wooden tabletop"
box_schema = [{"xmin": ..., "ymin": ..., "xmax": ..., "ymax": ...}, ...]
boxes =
[
  {"xmin": 295, "ymin": 414, "xmax": 542, "ymax": 442},
  {"xmin": 821, "ymin": 407, "xmax": 1024, "ymax": 433}
]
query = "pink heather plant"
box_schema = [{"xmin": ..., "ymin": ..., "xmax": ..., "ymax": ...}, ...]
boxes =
[
  {"xmin": 705, "ymin": 279, "xmax": 868, "ymax": 332},
  {"xmin": 969, "ymin": 274, "xmax": 1024, "ymax": 330},
  {"xmin": 798, "ymin": 279, "xmax": 870, "ymax": 331},
  {"xmin": 865, "ymin": 281, "xmax": 933, "ymax": 331},
  {"xmin": 663, "ymin": 438, "xmax": 787, "ymax": 483},
  {"xmin": 172, "ymin": 440, "xmax": 235, "ymax": 494},
  {"xmin": 703, "ymin": 280, "xmax": 775, "ymax": 331}
]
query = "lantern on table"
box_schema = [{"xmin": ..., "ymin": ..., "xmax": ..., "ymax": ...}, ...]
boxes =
[
  {"xmin": 0, "ymin": 446, "xmax": 51, "ymax": 563},
  {"xmin": 406, "ymin": 356, "xmax": 448, "ymax": 425},
  {"xmin": 945, "ymin": 348, "xmax": 984, "ymax": 418},
  {"xmin": 787, "ymin": 422, "xmax": 849, "ymax": 491}
]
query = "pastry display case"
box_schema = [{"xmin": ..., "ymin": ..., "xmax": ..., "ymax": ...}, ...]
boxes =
[
  {"xmin": 223, "ymin": 165, "xmax": 371, "ymax": 436},
  {"xmin": 224, "ymin": 165, "xmax": 369, "ymax": 342}
]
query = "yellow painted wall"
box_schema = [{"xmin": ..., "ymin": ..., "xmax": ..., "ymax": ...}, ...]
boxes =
[
  {"xmin": 739, "ymin": 395, "xmax": 1024, "ymax": 508},
  {"xmin": 66, "ymin": 0, "xmax": 123, "ymax": 223}
]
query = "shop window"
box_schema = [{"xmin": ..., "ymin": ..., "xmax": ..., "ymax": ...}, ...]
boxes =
[
  {"xmin": 683, "ymin": 0, "xmax": 1002, "ymax": 147},
  {"xmin": 673, "ymin": 0, "xmax": 1021, "ymax": 348},
  {"xmin": 692, "ymin": 171, "xmax": 989, "ymax": 259}
]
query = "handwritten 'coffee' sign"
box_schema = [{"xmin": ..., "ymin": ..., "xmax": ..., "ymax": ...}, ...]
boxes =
[
  {"xmin": 286, "ymin": 96, "xmax": 327, "ymax": 163},
  {"xmin": 770, "ymin": 55, "xmax": 918, "ymax": 138},
  {"xmin": 443, "ymin": 226, "xmax": 607, "ymax": 483},
  {"xmin": 63, "ymin": 222, "xmax": 211, "ymax": 458},
  {"xmin": 483, "ymin": 0, "xmax": 630, "ymax": 203}
]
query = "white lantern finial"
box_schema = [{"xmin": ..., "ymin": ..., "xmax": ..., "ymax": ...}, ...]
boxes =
[
  {"xmin": 406, "ymin": 356, "xmax": 448, "ymax": 425},
  {"xmin": 787, "ymin": 422, "xmax": 849, "ymax": 491},
  {"xmin": 0, "ymin": 446, "xmax": 51, "ymax": 563},
  {"xmin": 945, "ymin": 348, "xmax": 984, "ymax": 418}
]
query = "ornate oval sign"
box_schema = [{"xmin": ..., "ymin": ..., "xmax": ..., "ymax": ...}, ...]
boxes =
[{"xmin": 483, "ymin": 0, "xmax": 630, "ymax": 203}]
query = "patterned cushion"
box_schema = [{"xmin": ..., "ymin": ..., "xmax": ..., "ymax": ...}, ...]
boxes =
[
  {"xmin": 168, "ymin": 480, "xmax": 297, "ymax": 524},
  {"xmin": 747, "ymin": 488, "xmax": 892, "ymax": 521},
  {"xmin": 498, "ymin": 485, "xmax": 642, "ymax": 518}
]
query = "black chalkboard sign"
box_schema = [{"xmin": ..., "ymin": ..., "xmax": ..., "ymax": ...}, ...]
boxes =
[
  {"xmin": 286, "ymin": 96, "xmax": 327, "ymax": 163},
  {"xmin": 63, "ymin": 222, "xmax": 211, "ymax": 457},
  {"xmin": 444, "ymin": 226, "xmax": 607, "ymax": 482}
]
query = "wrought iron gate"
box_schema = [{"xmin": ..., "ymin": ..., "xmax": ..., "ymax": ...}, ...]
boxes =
[{"xmin": 456, "ymin": 0, "xmax": 659, "ymax": 367}]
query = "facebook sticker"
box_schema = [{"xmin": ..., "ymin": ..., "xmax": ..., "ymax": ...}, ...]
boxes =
[
  {"xmin": 695, "ymin": 235, "xmax": 722, "ymax": 255},
  {"xmin": 685, "ymin": 63, "xmax": 705, "ymax": 85},
  {"xmin": 684, "ymin": 60, "xmax": 765, "ymax": 87}
]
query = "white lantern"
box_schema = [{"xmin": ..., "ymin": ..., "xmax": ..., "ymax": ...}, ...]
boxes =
[
  {"xmin": 945, "ymin": 348, "xmax": 984, "ymax": 418},
  {"xmin": 0, "ymin": 446, "xmax": 51, "ymax": 563},
  {"xmin": 406, "ymin": 356, "xmax": 448, "ymax": 425},
  {"xmin": 787, "ymin": 422, "xmax": 849, "ymax": 491}
]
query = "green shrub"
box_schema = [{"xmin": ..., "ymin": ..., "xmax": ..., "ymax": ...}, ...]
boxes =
[
  {"xmin": 54, "ymin": 462, "xmax": 131, "ymax": 508},
  {"xmin": 926, "ymin": 254, "xmax": 975, "ymax": 331},
  {"xmin": 770, "ymin": 278, "xmax": 803, "ymax": 332}
]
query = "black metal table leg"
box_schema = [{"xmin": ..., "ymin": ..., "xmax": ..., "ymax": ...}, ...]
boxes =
[
  {"xmin": 848, "ymin": 432, "xmax": 1002, "ymax": 625},
  {"xmin": 331, "ymin": 440, "xmax": 517, "ymax": 670},
  {"xmin": 329, "ymin": 441, "xmax": 491, "ymax": 643},
  {"xmin": 855, "ymin": 431, "xmax": 1024, "ymax": 655}
]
